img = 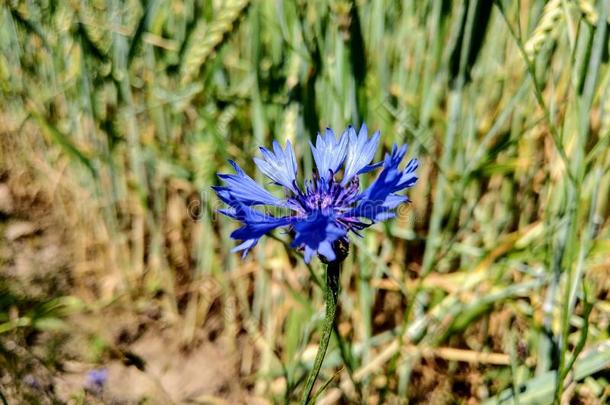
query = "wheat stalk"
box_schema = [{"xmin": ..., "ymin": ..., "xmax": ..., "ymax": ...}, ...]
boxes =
[
  {"xmin": 575, "ymin": 0, "xmax": 610, "ymax": 25},
  {"xmin": 181, "ymin": 0, "xmax": 250, "ymax": 84},
  {"xmin": 524, "ymin": 0, "xmax": 563, "ymax": 58}
]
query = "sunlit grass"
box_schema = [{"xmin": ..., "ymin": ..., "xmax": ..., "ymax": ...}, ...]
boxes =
[{"xmin": 1, "ymin": 0, "xmax": 609, "ymax": 403}]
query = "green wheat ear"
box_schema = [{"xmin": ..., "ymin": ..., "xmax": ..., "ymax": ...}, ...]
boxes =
[
  {"xmin": 576, "ymin": 0, "xmax": 610, "ymax": 25},
  {"xmin": 524, "ymin": 0, "xmax": 563, "ymax": 59},
  {"xmin": 180, "ymin": 0, "xmax": 250, "ymax": 84},
  {"xmin": 525, "ymin": 0, "xmax": 610, "ymax": 60}
]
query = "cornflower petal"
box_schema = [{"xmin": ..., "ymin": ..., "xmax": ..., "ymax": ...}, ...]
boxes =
[
  {"xmin": 291, "ymin": 210, "xmax": 346, "ymax": 263},
  {"xmin": 254, "ymin": 140, "xmax": 298, "ymax": 193},
  {"xmin": 310, "ymin": 128, "xmax": 348, "ymax": 180},
  {"xmin": 342, "ymin": 123, "xmax": 381, "ymax": 185},
  {"xmin": 214, "ymin": 160, "xmax": 286, "ymax": 207},
  {"xmin": 348, "ymin": 144, "xmax": 418, "ymax": 221},
  {"xmin": 227, "ymin": 203, "xmax": 294, "ymax": 257}
]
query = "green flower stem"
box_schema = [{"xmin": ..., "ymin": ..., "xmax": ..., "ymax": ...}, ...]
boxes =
[{"xmin": 300, "ymin": 260, "xmax": 341, "ymax": 405}]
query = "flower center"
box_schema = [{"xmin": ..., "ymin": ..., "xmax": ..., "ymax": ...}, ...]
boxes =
[{"xmin": 289, "ymin": 173, "xmax": 360, "ymax": 216}]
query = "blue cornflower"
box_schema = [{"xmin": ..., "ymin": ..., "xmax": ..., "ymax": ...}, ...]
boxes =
[
  {"xmin": 85, "ymin": 368, "xmax": 108, "ymax": 393},
  {"xmin": 214, "ymin": 124, "xmax": 418, "ymax": 263}
]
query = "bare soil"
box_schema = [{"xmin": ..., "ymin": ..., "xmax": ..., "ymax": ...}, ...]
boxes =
[{"xmin": 0, "ymin": 167, "xmax": 260, "ymax": 404}]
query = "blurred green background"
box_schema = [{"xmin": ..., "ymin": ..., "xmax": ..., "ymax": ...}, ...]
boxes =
[{"xmin": 1, "ymin": 0, "xmax": 610, "ymax": 403}]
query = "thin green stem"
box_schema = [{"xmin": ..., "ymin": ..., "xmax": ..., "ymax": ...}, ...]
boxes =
[{"xmin": 301, "ymin": 261, "xmax": 341, "ymax": 405}]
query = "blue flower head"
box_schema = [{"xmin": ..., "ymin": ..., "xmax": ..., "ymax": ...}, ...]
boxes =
[
  {"xmin": 214, "ymin": 124, "xmax": 418, "ymax": 263},
  {"xmin": 85, "ymin": 368, "xmax": 108, "ymax": 393}
]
